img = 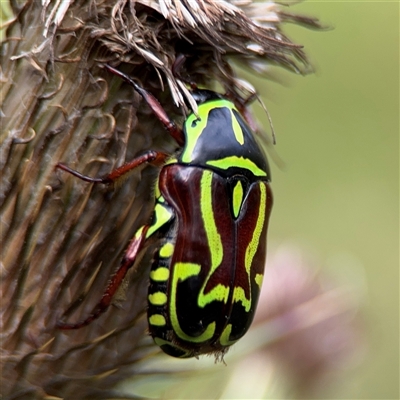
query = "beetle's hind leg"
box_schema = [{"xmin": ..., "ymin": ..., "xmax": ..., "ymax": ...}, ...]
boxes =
[{"xmin": 57, "ymin": 225, "xmax": 151, "ymax": 329}]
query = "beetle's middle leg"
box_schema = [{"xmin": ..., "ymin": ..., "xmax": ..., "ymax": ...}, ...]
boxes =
[{"xmin": 56, "ymin": 150, "xmax": 169, "ymax": 185}]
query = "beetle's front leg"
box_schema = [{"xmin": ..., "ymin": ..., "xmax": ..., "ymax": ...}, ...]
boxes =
[
  {"xmin": 57, "ymin": 225, "xmax": 150, "ymax": 329},
  {"xmin": 104, "ymin": 64, "xmax": 185, "ymax": 146}
]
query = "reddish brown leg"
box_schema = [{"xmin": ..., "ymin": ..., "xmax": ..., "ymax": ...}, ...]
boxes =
[
  {"xmin": 57, "ymin": 225, "xmax": 150, "ymax": 329},
  {"xmin": 56, "ymin": 151, "xmax": 169, "ymax": 329},
  {"xmin": 226, "ymin": 88, "xmax": 276, "ymax": 145},
  {"xmin": 104, "ymin": 64, "xmax": 185, "ymax": 146},
  {"xmin": 56, "ymin": 150, "xmax": 169, "ymax": 185}
]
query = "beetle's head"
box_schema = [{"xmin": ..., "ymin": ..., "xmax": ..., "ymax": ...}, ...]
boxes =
[{"xmin": 190, "ymin": 89, "xmax": 223, "ymax": 107}]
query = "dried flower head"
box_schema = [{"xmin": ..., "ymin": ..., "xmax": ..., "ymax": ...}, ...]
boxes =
[{"xmin": 1, "ymin": 0, "xmax": 321, "ymax": 398}]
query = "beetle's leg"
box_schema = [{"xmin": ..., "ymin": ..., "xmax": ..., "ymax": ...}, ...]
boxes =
[
  {"xmin": 104, "ymin": 64, "xmax": 185, "ymax": 146},
  {"xmin": 57, "ymin": 225, "xmax": 150, "ymax": 329},
  {"xmin": 56, "ymin": 150, "xmax": 168, "ymax": 185},
  {"xmin": 226, "ymin": 86, "xmax": 277, "ymax": 145},
  {"xmin": 235, "ymin": 92, "xmax": 276, "ymax": 142},
  {"xmin": 57, "ymin": 195, "xmax": 175, "ymax": 329}
]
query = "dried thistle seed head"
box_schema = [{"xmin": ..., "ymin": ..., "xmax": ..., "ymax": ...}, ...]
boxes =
[{"xmin": 1, "ymin": 0, "xmax": 320, "ymax": 398}]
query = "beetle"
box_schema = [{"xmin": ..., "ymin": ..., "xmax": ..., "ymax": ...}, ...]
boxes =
[{"xmin": 56, "ymin": 64, "xmax": 273, "ymax": 359}]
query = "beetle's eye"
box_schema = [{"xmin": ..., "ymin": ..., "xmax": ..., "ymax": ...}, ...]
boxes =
[{"xmin": 191, "ymin": 118, "xmax": 201, "ymax": 128}]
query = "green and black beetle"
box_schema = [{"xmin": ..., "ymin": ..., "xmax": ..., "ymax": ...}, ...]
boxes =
[{"xmin": 57, "ymin": 64, "xmax": 273, "ymax": 359}]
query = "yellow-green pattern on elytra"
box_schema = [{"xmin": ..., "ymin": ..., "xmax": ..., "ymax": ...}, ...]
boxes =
[
  {"xmin": 145, "ymin": 92, "xmax": 272, "ymax": 359},
  {"xmin": 55, "ymin": 67, "xmax": 273, "ymax": 361}
]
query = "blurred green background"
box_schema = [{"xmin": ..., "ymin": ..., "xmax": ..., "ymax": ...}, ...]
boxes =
[{"xmin": 258, "ymin": 1, "xmax": 398, "ymax": 398}]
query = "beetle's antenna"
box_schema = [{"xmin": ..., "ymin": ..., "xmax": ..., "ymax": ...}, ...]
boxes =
[
  {"xmin": 172, "ymin": 54, "xmax": 200, "ymax": 119},
  {"xmin": 172, "ymin": 54, "xmax": 197, "ymax": 90}
]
